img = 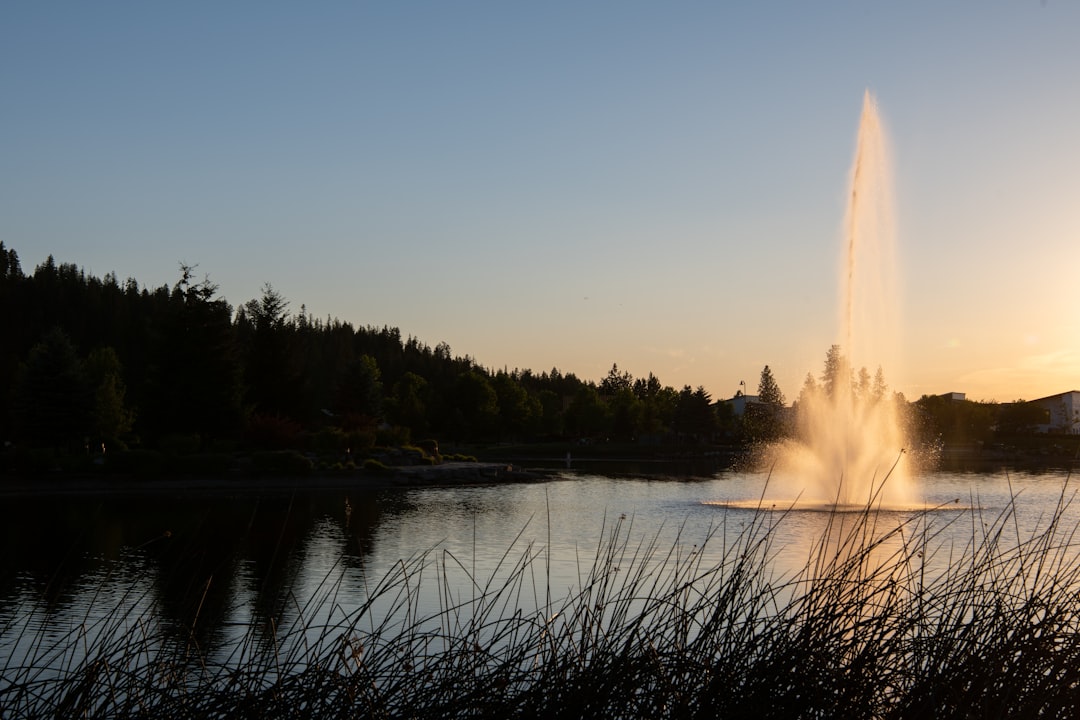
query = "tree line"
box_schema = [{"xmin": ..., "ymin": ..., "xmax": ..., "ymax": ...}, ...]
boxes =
[
  {"xmin": 1, "ymin": 242, "xmax": 1063, "ymax": 467},
  {"xmin": 0, "ymin": 242, "xmax": 731, "ymax": 460}
]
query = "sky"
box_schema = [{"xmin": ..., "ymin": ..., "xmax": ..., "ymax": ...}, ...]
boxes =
[{"xmin": 3, "ymin": 2, "xmax": 1079, "ymax": 404}]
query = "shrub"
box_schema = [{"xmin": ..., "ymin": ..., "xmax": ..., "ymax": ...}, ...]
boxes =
[
  {"xmin": 246, "ymin": 414, "xmax": 304, "ymax": 451},
  {"xmin": 362, "ymin": 458, "xmax": 393, "ymax": 475},
  {"xmin": 173, "ymin": 453, "xmax": 238, "ymax": 475},
  {"xmin": 311, "ymin": 426, "xmax": 348, "ymax": 454},
  {"xmin": 345, "ymin": 428, "xmax": 376, "ymax": 454},
  {"xmin": 251, "ymin": 450, "xmax": 312, "ymax": 476},
  {"xmin": 106, "ymin": 449, "xmax": 165, "ymax": 476},
  {"xmin": 157, "ymin": 433, "xmax": 201, "ymax": 455},
  {"xmin": 376, "ymin": 424, "xmax": 411, "ymax": 448}
]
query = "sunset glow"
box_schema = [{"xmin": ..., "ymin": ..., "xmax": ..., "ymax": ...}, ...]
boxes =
[{"xmin": 3, "ymin": 3, "xmax": 1079, "ymax": 403}]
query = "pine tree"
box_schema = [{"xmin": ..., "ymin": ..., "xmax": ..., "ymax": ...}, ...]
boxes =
[{"xmin": 757, "ymin": 365, "xmax": 786, "ymax": 407}]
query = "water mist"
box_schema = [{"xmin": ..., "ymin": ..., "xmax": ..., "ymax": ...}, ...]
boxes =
[{"xmin": 769, "ymin": 91, "xmax": 916, "ymax": 509}]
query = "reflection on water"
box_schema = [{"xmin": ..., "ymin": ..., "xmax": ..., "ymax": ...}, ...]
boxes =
[{"xmin": 1, "ymin": 470, "xmax": 1076, "ymax": 667}]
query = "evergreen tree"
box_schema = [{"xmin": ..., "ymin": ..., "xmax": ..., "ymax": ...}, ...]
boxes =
[
  {"xmin": 757, "ymin": 365, "xmax": 785, "ymax": 407},
  {"xmin": 674, "ymin": 386, "xmax": 714, "ymax": 444},
  {"xmin": 85, "ymin": 346, "xmax": 135, "ymax": 447},
  {"xmin": 387, "ymin": 371, "xmax": 429, "ymax": 436},
  {"xmin": 748, "ymin": 365, "xmax": 787, "ymax": 441},
  {"xmin": 240, "ymin": 283, "xmax": 304, "ymax": 420},
  {"xmin": 335, "ymin": 354, "xmax": 384, "ymax": 424},
  {"xmin": 820, "ymin": 345, "xmax": 849, "ymax": 399},
  {"xmin": 872, "ymin": 366, "xmax": 888, "ymax": 402},
  {"xmin": 143, "ymin": 266, "xmax": 244, "ymax": 444},
  {"xmin": 599, "ymin": 363, "xmax": 633, "ymax": 396},
  {"xmin": 13, "ymin": 328, "xmax": 92, "ymax": 450}
]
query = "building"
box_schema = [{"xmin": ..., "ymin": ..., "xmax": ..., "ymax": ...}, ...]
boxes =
[
  {"xmin": 724, "ymin": 393, "xmax": 760, "ymax": 417},
  {"xmin": 1028, "ymin": 391, "xmax": 1080, "ymax": 434}
]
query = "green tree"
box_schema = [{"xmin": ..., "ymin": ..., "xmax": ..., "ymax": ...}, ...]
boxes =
[
  {"xmin": 855, "ymin": 366, "xmax": 872, "ymax": 401},
  {"xmin": 565, "ymin": 384, "xmax": 610, "ymax": 438},
  {"xmin": 240, "ymin": 283, "xmax": 304, "ymax": 419},
  {"xmin": 674, "ymin": 385, "xmax": 714, "ymax": 444},
  {"xmin": 335, "ymin": 354, "xmax": 384, "ymax": 423},
  {"xmin": 912, "ymin": 394, "xmax": 997, "ymax": 447},
  {"xmin": 997, "ymin": 400, "xmax": 1049, "ymax": 435},
  {"xmin": 634, "ymin": 373, "xmax": 675, "ymax": 437},
  {"xmin": 748, "ymin": 365, "xmax": 787, "ymax": 441},
  {"xmin": 492, "ymin": 371, "xmax": 533, "ymax": 441},
  {"xmin": 820, "ymin": 345, "xmax": 849, "ymax": 399},
  {"xmin": 757, "ymin": 365, "xmax": 785, "ymax": 407},
  {"xmin": 387, "ymin": 371, "xmax": 429, "ymax": 435},
  {"xmin": 872, "ymin": 366, "xmax": 888, "ymax": 402},
  {"xmin": 608, "ymin": 386, "xmax": 643, "ymax": 441},
  {"xmin": 13, "ymin": 328, "xmax": 91, "ymax": 450},
  {"xmin": 536, "ymin": 389, "xmax": 565, "ymax": 436},
  {"xmin": 451, "ymin": 370, "xmax": 499, "ymax": 441},
  {"xmin": 144, "ymin": 266, "xmax": 244, "ymax": 443},
  {"xmin": 599, "ymin": 363, "xmax": 633, "ymax": 395},
  {"xmin": 85, "ymin": 346, "xmax": 135, "ymax": 447},
  {"xmin": 0, "ymin": 241, "xmax": 22, "ymax": 280}
]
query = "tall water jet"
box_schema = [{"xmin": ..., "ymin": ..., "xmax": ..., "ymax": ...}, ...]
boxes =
[{"xmin": 770, "ymin": 91, "xmax": 915, "ymax": 509}]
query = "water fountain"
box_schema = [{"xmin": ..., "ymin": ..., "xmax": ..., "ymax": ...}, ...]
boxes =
[{"xmin": 755, "ymin": 91, "xmax": 919, "ymax": 510}]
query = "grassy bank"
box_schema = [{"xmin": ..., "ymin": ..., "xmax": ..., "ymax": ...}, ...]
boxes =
[{"xmin": 3, "ymin": 480, "xmax": 1080, "ymax": 718}]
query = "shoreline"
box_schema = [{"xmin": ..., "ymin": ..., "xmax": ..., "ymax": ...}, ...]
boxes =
[
  {"xmin": 1, "ymin": 451, "xmax": 1073, "ymax": 499},
  {"xmin": 0, "ymin": 461, "xmax": 557, "ymax": 498}
]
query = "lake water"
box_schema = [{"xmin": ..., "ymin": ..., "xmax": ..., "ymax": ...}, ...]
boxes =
[{"xmin": 1, "ymin": 467, "xmax": 1077, "ymax": 669}]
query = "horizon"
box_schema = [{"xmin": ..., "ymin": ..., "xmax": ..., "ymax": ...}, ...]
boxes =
[{"xmin": 3, "ymin": 3, "xmax": 1078, "ymax": 404}]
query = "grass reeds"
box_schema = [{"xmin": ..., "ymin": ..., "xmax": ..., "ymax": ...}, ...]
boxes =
[{"xmin": 4, "ymin": 481, "xmax": 1080, "ymax": 718}]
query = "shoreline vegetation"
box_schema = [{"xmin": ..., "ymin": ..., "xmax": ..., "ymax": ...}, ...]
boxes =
[
  {"xmin": 3, "ymin": 241, "xmax": 1077, "ymax": 501},
  {"xmin": 3, "ymin": 479, "xmax": 1080, "ymax": 717},
  {"xmin": 1, "ymin": 437, "xmax": 1076, "ymax": 498}
]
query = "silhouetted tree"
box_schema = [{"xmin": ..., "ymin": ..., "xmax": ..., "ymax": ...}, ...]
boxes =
[
  {"xmin": 599, "ymin": 363, "xmax": 633, "ymax": 396},
  {"xmin": 634, "ymin": 373, "xmax": 676, "ymax": 438},
  {"xmin": 674, "ymin": 385, "xmax": 714, "ymax": 444},
  {"xmin": 997, "ymin": 400, "xmax": 1049, "ymax": 435},
  {"xmin": 143, "ymin": 266, "xmax": 244, "ymax": 445},
  {"xmin": 747, "ymin": 365, "xmax": 786, "ymax": 441},
  {"xmin": 387, "ymin": 371, "xmax": 429, "ymax": 436},
  {"xmin": 450, "ymin": 370, "xmax": 498, "ymax": 441},
  {"xmin": 13, "ymin": 328, "xmax": 92, "ymax": 450},
  {"xmin": 821, "ymin": 345, "xmax": 849, "ymax": 399},
  {"xmin": 757, "ymin": 365, "xmax": 785, "ymax": 408},
  {"xmin": 492, "ymin": 371, "xmax": 535, "ymax": 441},
  {"xmin": 872, "ymin": 366, "xmax": 888, "ymax": 402},
  {"xmin": 84, "ymin": 346, "xmax": 135, "ymax": 448},
  {"xmin": 608, "ymin": 387, "xmax": 642, "ymax": 441},
  {"xmin": 565, "ymin": 384, "xmax": 610, "ymax": 439},
  {"xmin": 239, "ymin": 283, "xmax": 305, "ymax": 420},
  {"xmin": 335, "ymin": 354, "xmax": 384, "ymax": 425}
]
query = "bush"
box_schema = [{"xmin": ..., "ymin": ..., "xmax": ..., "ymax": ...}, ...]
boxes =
[
  {"xmin": 251, "ymin": 450, "xmax": 313, "ymax": 476},
  {"xmin": 416, "ymin": 438, "xmax": 441, "ymax": 462},
  {"xmin": 174, "ymin": 453, "xmax": 238, "ymax": 475},
  {"xmin": 311, "ymin": 426, "xmax": 348, "ymax": 454},
  {"xmin": 157, "ymin": 433, "xmax": 201, "ymax": 455},
  {"xmin": 362, "ymin": 458, "xmax": 393, "ymax": 475},
  {"xmin": 376, "ymin": 424, "xmax": 411, "ymax": 448},
  {"xmin": 106, "ymin": 449, "xmax": 165, "ymax": 476},
  {"xmin": 246, "ymin": 414, "xmax": 304, "ymax": 451}
]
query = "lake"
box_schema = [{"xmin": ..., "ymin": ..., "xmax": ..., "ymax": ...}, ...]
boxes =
[{"xmin": 2, "ymin": 467, "xmax": 1077, "ymax": 670}]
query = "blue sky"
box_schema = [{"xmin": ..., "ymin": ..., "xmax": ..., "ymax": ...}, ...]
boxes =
[{"xmin": 4, "ymin": 2, "xmax": 1079, "ymax": 402}]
